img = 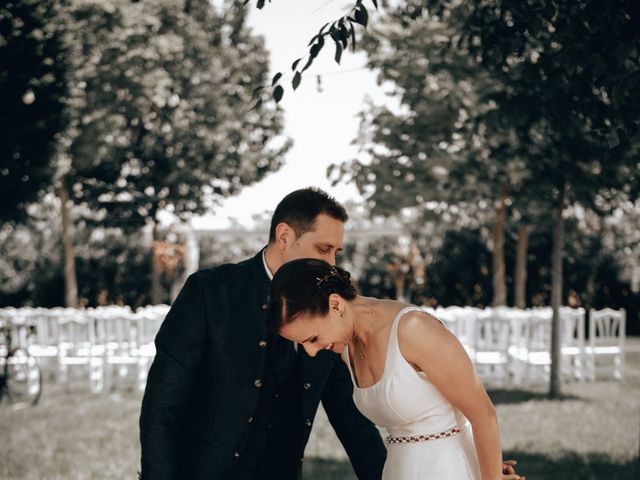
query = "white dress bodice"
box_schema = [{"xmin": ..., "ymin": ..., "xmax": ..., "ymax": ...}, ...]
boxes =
[{"xmin": 342, "ymin": 306, "xmax": 481, "ymax": 479}]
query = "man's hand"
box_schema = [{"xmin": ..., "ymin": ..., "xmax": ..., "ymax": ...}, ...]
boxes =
[{"xmin": 502, "ymin": 459, "xmax": 525, "ymax": 480}]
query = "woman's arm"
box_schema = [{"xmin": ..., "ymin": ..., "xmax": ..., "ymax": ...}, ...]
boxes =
[{"xmin": 397, "ymin": 311, "xmax": 511, "ymax": 480}]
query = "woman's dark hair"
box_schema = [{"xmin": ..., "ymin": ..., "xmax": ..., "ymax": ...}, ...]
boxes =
[
  {"xmin": 268, "ymin": 187, "xmax": 349, "ymax": 242},
  {"xmin": 268, "ymin": 258, "xmax": 357, "ymax": 332}
]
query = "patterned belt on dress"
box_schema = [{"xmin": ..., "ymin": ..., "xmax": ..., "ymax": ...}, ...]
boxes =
[{"xmin": 386, "ymin": 426, "xmax": 461, "ymax": 444}]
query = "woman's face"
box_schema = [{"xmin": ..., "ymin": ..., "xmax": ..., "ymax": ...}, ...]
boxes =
[{"xmin": 279, "ymin": 309, "xmax": 351, "ymax": 357}]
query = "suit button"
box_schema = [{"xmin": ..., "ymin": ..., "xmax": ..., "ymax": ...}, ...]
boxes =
[
  {"xmin": 258, "ymin": 340, "xmax": 267, "ymax": 348},
  {"xmin": 254, "ymin": 379, "xmax": 263, "ymax": 388},
  {"xmin": 247, "ymin": 416, "xmax": 254, "ymax": 423},
  {"xmin": 261, "ymin": 303, "xmax": 268, "ymax": 311},
  {"xmin": 234, "ymin": 452, "xmax": 240, "ymax": 458},
  {"xmin": 305, "ymin": 418, "xmax": 312, "ymax": 427},
  {"xmin": 303, "ymin": 382, "xmax": 311, "ymax": 390}
]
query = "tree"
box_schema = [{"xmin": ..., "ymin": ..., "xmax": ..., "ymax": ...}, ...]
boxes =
[
  {"xmin": 329, "ymin": 2, "xmax": 529, "ymax": 306},
  {"xmin": 457, "ymin": 0, "xmax": 640, "ymax": 397},
  {"xmin": 0, "ymin": 0, "xmax": 67, "ymax": 222},
  {"xmin": 55, "ymin": 0, "xmax": 290, "ymax": 304}
]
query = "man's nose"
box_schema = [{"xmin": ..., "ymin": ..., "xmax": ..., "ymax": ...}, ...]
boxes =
[{"xmin": 326, "ymin": 253, "xmax": 336, "ymax": 266}]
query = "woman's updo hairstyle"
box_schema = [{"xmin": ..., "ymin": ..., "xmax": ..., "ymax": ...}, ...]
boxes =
[{"xmin": 268, "ymin": 258, "xmax": 357, "ymax": 332}]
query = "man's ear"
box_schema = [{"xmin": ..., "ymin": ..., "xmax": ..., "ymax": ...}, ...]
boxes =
[{"xmin": 274, "ymin": 222, "xmax": 295, "ymax": 251}]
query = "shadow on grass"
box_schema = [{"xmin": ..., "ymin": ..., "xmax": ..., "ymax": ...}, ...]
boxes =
[
  {"xmin": 487, "ymin": 389, "xmax": 580, "ymax": 404},
  {"xmin": 504, "ymin": 451, "xmax": 640, "ymax": 480},
  {"xmin": 303, "ymin": 453, "xmax": 640, "ymax": 480}
]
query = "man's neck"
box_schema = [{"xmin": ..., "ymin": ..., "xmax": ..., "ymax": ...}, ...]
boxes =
[{"xmin": 263, "ymin": 243, "xmax": 282, "ymax": 277}]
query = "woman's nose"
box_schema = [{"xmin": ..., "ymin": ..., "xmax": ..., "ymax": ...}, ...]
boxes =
[{"xmin": 303, "ymin": 343, "xmax": 318, "ymax": 357}]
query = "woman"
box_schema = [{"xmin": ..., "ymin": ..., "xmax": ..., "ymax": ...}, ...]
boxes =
[{"xmin": 268, "ymin": 259, "xmax": 523, "ymax": 480}]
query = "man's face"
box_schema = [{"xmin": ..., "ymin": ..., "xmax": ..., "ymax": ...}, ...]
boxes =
[{"xmin": 281, "ymin": 213, "xmax": 344, "ymax": 266}]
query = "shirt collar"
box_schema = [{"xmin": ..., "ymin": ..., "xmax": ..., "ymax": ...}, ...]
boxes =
[{"xmin": 262, "ymin": 247, "xmax": 274, "ymax": 281}]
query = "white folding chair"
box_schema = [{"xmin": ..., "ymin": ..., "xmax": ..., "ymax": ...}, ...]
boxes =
[
  {"xmin": 586, "ymin": 308, "xmax": 625, "ymax": 381},
  {"xmin": 91, "ymin": 306, "xmax": 138, "ymax": 390},
  {"xmin": 559, "ymin": 307, "xmax": 586, "ymax": 381},
  {"xmin": 471, "ymin": 311, "xmax": 511, "ymax": 387},
  {"xmin": 56, "ymin": 308, "xmax": 104, "ymax": 393}
]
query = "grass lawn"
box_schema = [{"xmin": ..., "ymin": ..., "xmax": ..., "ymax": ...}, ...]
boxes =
[{"xmin": 1, "ymin": 339, "xmax": 639, "ymax": 480}]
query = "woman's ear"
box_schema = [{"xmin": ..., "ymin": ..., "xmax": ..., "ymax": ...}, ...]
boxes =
[{"xmin": 329, "ymin": 293, "xmax": 343, "ymax": 316}]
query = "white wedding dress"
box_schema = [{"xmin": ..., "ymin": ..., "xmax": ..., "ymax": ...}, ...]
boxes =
[{"xmin": 342, "ymin": 306, "xmax": 482, "ymax": 480}]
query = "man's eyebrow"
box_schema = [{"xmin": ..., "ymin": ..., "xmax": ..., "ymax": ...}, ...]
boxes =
[{"xmin": 316, "ymin": 242, "xmax": 342, "ymax": 250}]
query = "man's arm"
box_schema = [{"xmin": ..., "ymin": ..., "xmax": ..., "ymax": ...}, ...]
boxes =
[
  {"xmin": 139, "ymin": 272, "xmax": 207, "ymax": 480},
  {"xmin": 321, "ymin": 358, "xmax": 387, "ymax": 480}
]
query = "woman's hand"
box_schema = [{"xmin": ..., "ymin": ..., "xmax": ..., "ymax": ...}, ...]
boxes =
[{"xmin": 502, "ymin": 459, "xmax": 525, "ymax": 479}]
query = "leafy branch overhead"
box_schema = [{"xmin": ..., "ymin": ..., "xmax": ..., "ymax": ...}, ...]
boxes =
[{"xmin": 247, "ymin": 0, "xmax": 377, "ymax": 106}]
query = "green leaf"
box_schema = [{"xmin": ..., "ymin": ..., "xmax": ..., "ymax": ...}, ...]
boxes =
[
  {"xmin": 329, "ymin": 25, "xmax": 340, "ymax": 43},
  {"xmin": 251, "ymin": 86, "xmax": 264, "ymax": 99},
  {"xmin": 291, "ymin": 57, "xmax": 302, "ymax": 71},
  {"xmin": 308, "ymin": 33, "xmax": 320, "ymax": 47},
  {"xmin": 339, "ymin": 21, "xmax": 349, "ymax": 48},
  {"xmin": 250, "ymin": 98, "xmax": 263, "ymax": 111},
  {"xmin": 371, "ymin": 0, "xmax": 378, "ymax": 10},
  {"xmin": 257, "ymin": 0, "xmax": 265, "ymax": 10},
  {"xmin": 310, "ymin": 44, "xmax": 320, "ymax": 58},
  {"xmin": 273, "ymin": 85, "xmax": 284, "ymax": 103},
  {"xmin": 354, "ymin": 4, "xmax": 368, "ymax": 27},
  {"xmin": 271, "ymin": 72, "xmax": 282, "ymax": 86},
  {"xmin": 334, "ymin": 41, "xmax": 343, "ymax": 64},
  {"xmin": 301, "ymin": 55, "xmax": 314, "ymax": 73},
  {"xmin": 319, "ymin": 22, "xmax": 331, "ymax": 35},
  {"xmin": 292, "ymin": 71, "xmax": 302, "ymax": 90}
]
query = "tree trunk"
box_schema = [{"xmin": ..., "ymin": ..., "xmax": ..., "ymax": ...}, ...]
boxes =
[
  {"xmin": 549, "ymin": 183, "xmax": 566, "ymax": 399},
  {"xmin": 150, "ymin": 221, "xmax": 164, "ymax": 305},
  {"xmin": 514, "ymin": 224, "xmax": 531, "ymax": 309},
  {"xmin": 491, "ymin": 186, "xmax": 509, "ymax": 306},
  {"xmin": 56, "ymin": 176, "xmax": 78, "ymax": 307}
]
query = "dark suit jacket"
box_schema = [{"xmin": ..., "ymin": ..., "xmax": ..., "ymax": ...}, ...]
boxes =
[{"xmin": 139, "ymin": 250, "xmax": 386, "ymax": 479}]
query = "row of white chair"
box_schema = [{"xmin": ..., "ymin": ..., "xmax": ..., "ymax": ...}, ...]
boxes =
[
  {"xmin": 0, "ymin": 305, "xmax": 626, "ymax": 392},
  {"xmin": 0, "ymin": 305, "xmax": 169, "ymax": 393},
  {"xmin": 425, "ymin": 306, "xmax": 625, "ymax": 387}
]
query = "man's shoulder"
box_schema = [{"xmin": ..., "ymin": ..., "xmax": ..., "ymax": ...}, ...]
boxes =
[{"xmin": 191, "ymin": 253, "xmax": 261, "ymax": 284}]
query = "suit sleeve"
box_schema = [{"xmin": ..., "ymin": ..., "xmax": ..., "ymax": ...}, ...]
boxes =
[
  {"xmin": 139, "ymin": 272, "xmax": 208, "ymax": 480},
  {"xmin": 321, "ymin": 358, "xmax": 387, "ymax": 479}
]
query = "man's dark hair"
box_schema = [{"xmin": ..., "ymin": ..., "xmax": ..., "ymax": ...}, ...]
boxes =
[{"xmin": 268, "ymin": 187, "xmax": 348, "ymax": 242}]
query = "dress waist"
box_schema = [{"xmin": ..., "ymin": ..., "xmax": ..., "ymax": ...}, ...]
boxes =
[{"xmin": 386, "ymin": 426, "xmax": 462, "ymax": 444}]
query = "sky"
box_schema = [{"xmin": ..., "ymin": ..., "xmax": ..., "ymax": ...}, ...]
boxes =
[{"xmin": 192, "ymin": 0, "xmax": 391, "ymax": 229}]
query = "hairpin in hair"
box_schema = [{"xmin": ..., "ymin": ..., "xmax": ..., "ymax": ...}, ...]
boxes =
[{"xmin": 315, "ymin": 266, "xmax": 340, "ymax": 287}]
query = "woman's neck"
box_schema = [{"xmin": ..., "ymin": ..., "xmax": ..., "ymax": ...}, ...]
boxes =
[{"xmin": 350, "ymin": 296, "xmax": 382, "ymax": 347}]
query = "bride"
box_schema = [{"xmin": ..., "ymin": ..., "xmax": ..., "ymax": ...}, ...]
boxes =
[{"xmin": 268, "ymin": 259, "xmax": 524, "ymax": 480}]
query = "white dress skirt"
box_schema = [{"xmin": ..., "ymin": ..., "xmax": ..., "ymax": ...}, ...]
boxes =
[{"xmin": 342, "ymin": 306, "xmax": 482, "ymax": 480}]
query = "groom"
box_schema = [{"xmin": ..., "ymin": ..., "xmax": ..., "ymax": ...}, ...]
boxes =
[{"xmin": 139, "ymin": 188, "xmax": 386, "ymax": 479}]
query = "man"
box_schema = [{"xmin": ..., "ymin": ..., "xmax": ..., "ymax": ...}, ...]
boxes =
[{"xmin": 139, "ymin": 188, "xmax": 386, "ymax": 479}]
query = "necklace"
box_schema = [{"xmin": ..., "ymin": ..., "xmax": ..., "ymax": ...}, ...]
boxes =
[{"xmin": 354, "ymin": 305, "xmax": 376, "ymax": 360}]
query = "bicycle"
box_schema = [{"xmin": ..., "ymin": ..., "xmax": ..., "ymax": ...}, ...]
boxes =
[{"xmin": 0, "ymin": 319, "xmax": 42, "ymax": 407}]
